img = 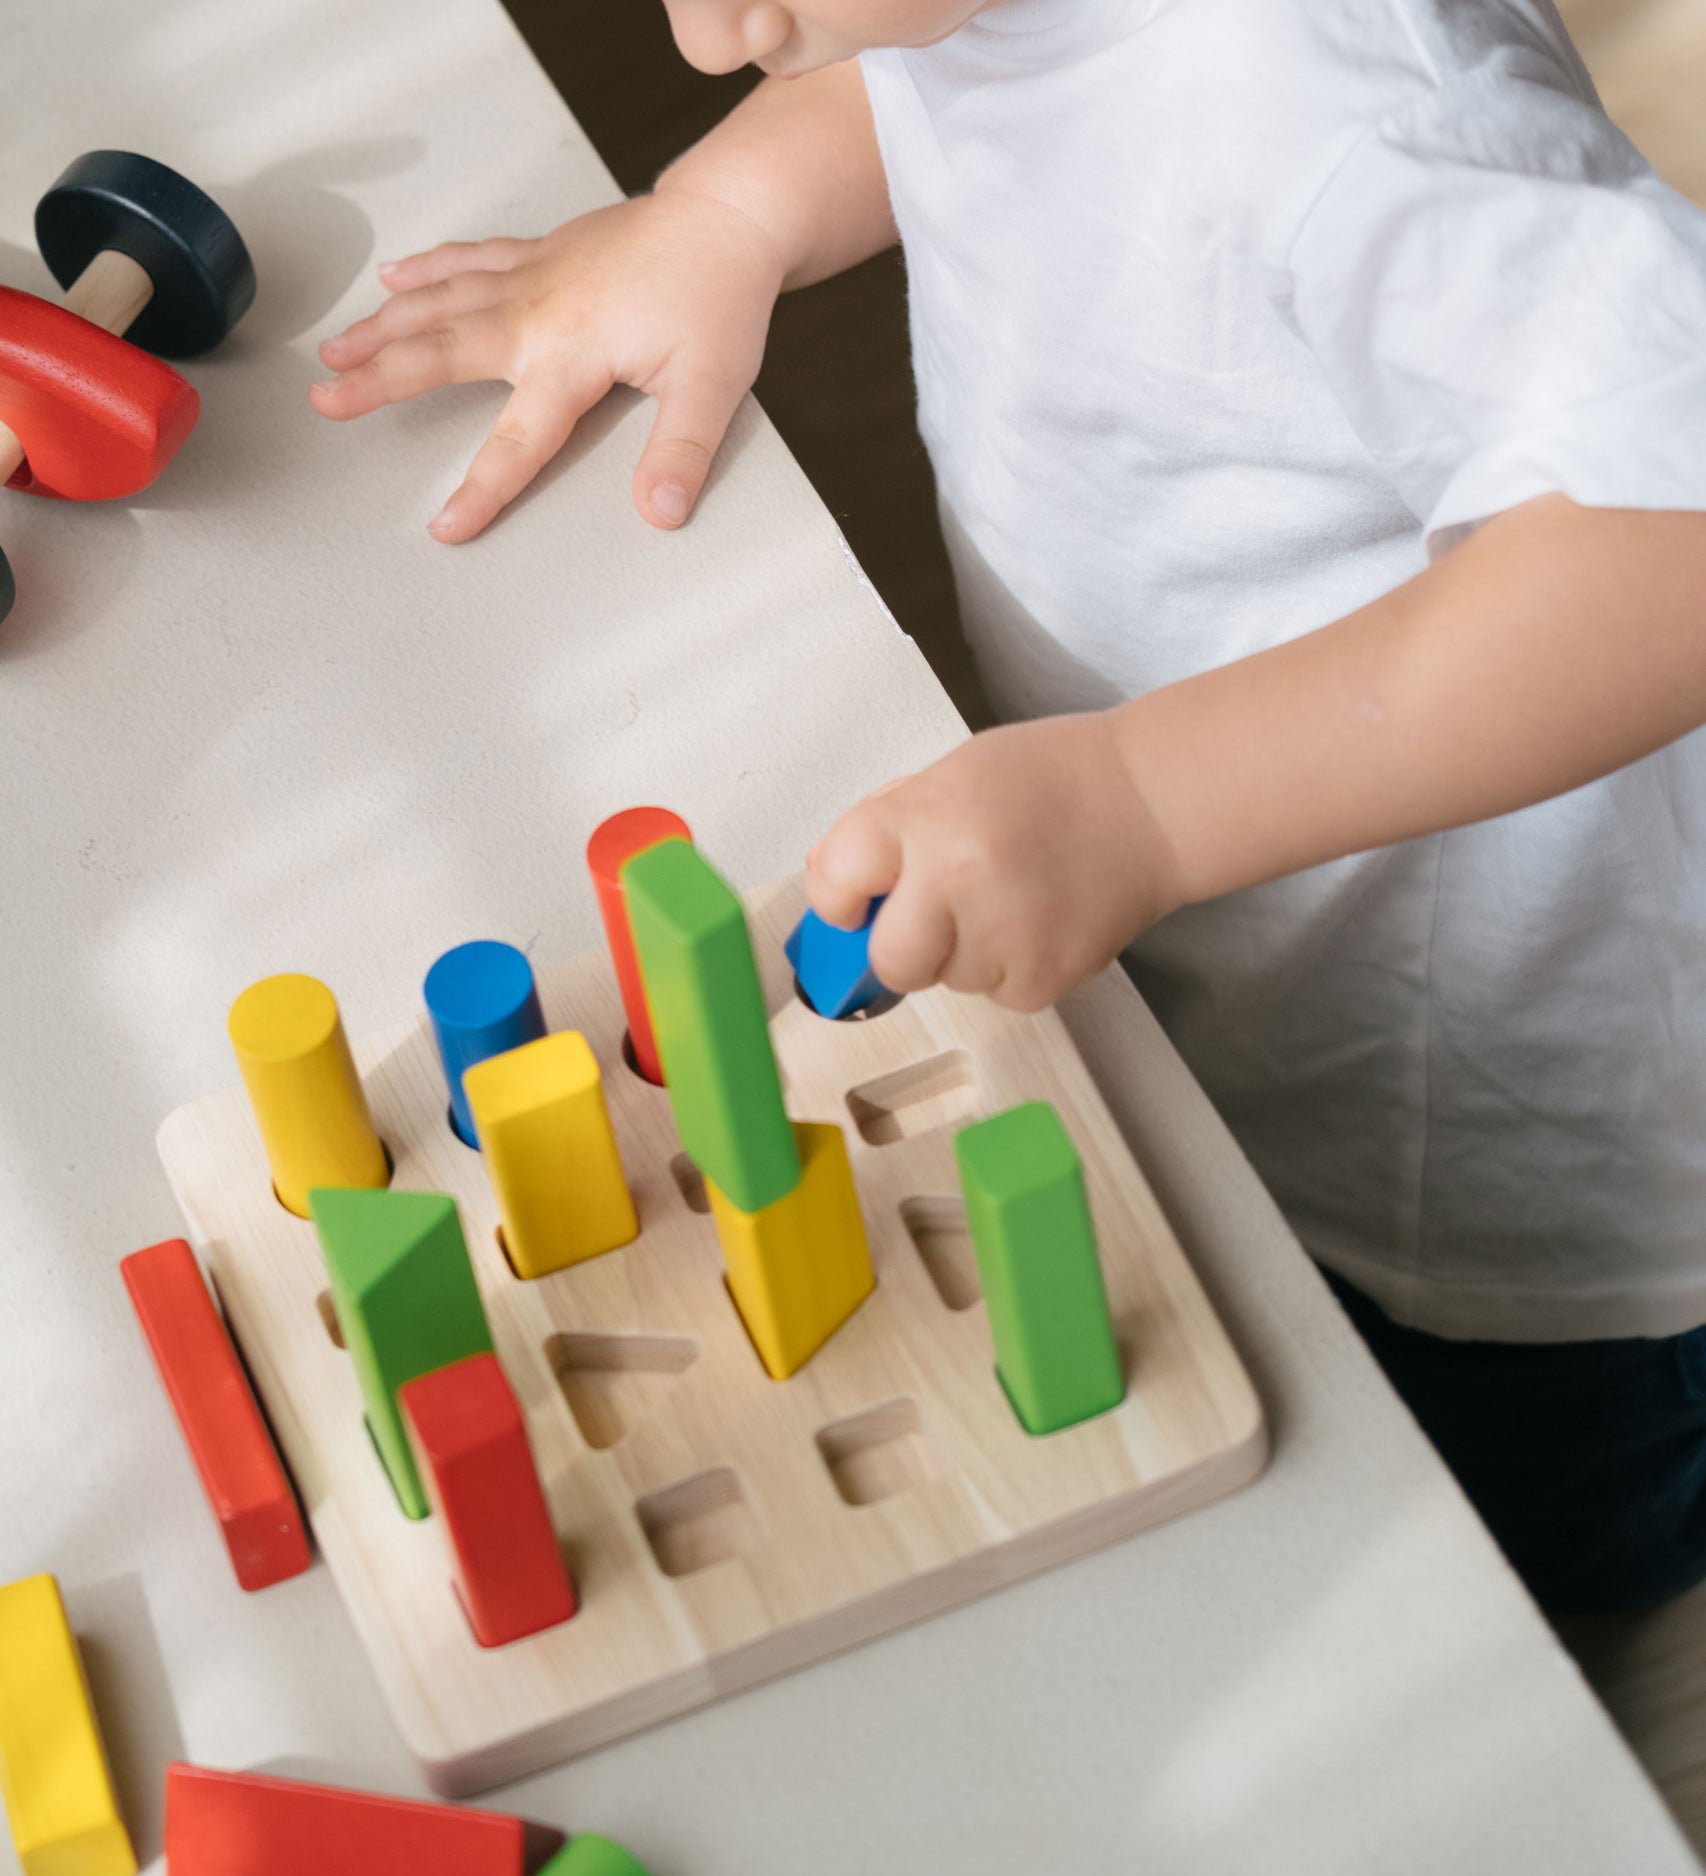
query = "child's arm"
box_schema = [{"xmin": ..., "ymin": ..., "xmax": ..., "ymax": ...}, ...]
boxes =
[
  {"xmin": 310, "ymin": 61, "xmax": 894, "ymax": 541},
  {"xmin": 808, "ymin": 498, "xmax": 1706, "ymax": 1009}
]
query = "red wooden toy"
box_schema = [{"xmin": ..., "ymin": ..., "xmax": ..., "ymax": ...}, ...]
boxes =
[
  {"xmin": 585, "ymin": 806, "xmax": 692, "ymax": 1085},
  {"xmin": 164, "ymin": 1764, "xmax": 527, "ymax": 1876},
  {"xmin": 0, "ymin": 286, "xmax": 198, "ymax": 500},
  {"xmin": 400, "ymin": 1353, "xmax": 578, "ymax": 1648},
  {"xmin": 120, "ymin": 1237, "xmax": 310, "ymax": 1592},
  {"xmin": 0, "ymin": 151, "xmax": 255, "ymax": 625}
]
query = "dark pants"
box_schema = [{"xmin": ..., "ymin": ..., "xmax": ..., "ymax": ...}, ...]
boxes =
[{"xmin": 1321, "ymin": 1265, "xmax": 1706, "ymax": 1613}]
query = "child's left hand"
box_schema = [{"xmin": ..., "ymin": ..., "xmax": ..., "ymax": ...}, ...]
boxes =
[{"xmin": 805, "ymin": 714, "xmax": 1182, "ymax": 1012}]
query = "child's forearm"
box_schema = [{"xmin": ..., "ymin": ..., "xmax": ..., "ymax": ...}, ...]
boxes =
[
  {"xmin": 656, "ymin": 63, "xmax": 896, "ymax": 291},
  {"xmin": 1116, "ymin": 498, "xmax": 1706, "ymax": 908}
]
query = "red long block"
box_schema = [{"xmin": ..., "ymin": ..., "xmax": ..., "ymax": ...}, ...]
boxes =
[
  {"xmin": 401, "ymin": 1353, "xmax": 577, "ymax": 1648},
  {"xmin": 0, "ymin": 287, "xmax": 199, "ymax": 500},
  {"xmin": 586, "ymin": 807, "xmax": 691, "ymax": 1085},
  {"xmin": 120, "ymin": 1238, "xmax": 310, "ymax": 1591},
  {"xmin": 164, "ymin": 1763, "xmax": 526, "ymax": 1876}
]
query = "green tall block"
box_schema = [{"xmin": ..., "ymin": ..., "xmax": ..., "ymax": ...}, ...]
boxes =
[
  {"xmin": 308, "ymin": 1186, "xmax": 495, "ymax": 1518},
  {"xmin": 540, "ymin": 1836, "xmax": 654, "ymax": 1876},
  {"xmin": 954, "ymin": 1102, "xmax": 1125, "ymax": 1436},
  {"xmin": 621, "ymin": 839, "xmax": 799, "ymax": 1212}
]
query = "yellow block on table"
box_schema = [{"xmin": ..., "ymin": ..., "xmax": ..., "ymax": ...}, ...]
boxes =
[
  {"xmin": 227, "ymin": 973, "xmax": 388, "ymax": 1218},
  {"xmin": 0, "ymin": 1575, "xmax": 135, "ymax": 1876},
  {"xmin": 708, "ymin": 1120, "xmax": 876, "ymax": 1379},
  {"xmin": 465, "ymin": 1030, "xmax": 638, "ymax": 1277}
]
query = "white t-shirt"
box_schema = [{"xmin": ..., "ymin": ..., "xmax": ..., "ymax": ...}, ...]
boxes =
[{"xmin": 860, "ymin": 0, "xmax": 1706, "ymax": 1342}]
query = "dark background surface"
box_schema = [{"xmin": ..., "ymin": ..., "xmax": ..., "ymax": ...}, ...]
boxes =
[{"xmin": 502, "ymin": 0, "xmax": 987, "ymax": 725}]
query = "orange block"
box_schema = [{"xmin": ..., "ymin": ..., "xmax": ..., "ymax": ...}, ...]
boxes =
[
  {"xmin": 121, "ymin": 1239, "xmax": 310, "ymax": 1591},
  {"xmin": 164, "ymin": 1763, "xmax": 525, "ymax": 1876},
  {"xmin": 401, "ymin": 1354, "xmax": 577, "ymax": 1648},
  {"xmin": 585, "ymin": 807, "xmax": 691, "ymax": 1084}
]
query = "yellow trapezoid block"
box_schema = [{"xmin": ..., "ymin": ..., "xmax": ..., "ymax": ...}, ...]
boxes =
[
  {"xmin": 465, "ymin": 1031, "xmax": 638, "ymax": 1278},
  {"xmin": 708, "ymin": 1120, "xmax": 876, "ymax": 1380}
]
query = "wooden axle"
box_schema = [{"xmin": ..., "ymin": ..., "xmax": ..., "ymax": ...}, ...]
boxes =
[{"xmin": 0, "ymin": 250, "xmax": 155, "ymax": 486}]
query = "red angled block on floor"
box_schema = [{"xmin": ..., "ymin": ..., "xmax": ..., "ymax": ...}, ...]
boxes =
[
  {"xmin": 164, "ymin": 1763, "xmax": 527, "ymax": 1876},
  {"xmin": 585, "ymin": 806, "xmax": 691, "ymax": 1085},
  {"xmin": 0, "ymin": 287, "xmax": 199, "ymax": 500},
  {"xmin": 120, "ymin": 1238, "xmax": 310, "ymax": 1592},
  {"xmin": 401, "ymin": 1353, "xmax": 578, "ymax": 1648}
]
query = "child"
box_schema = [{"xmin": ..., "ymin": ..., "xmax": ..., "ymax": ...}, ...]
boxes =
[{"xmin": 313, "ymin": 0, "xmax": 1706, "ymax": 1613}]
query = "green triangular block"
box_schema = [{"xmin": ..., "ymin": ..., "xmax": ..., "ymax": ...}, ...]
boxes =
[{"xmin": 309, "ymin": 1186, "xmax": 494, "ymax": 1518}]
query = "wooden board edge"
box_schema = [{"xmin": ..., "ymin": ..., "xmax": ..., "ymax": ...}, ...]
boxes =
[{"xmin": 409, "ymin": 1398, "xmax": 1271, "ymax": 1798}]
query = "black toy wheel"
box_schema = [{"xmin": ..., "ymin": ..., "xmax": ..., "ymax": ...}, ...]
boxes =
[
  {"xmin": 0, "ymin": 544, "xmax": 13, "ymax": 626},
  {"xmin": 36, "ymin": 151, "xmax": 256, "ymax": 358}
]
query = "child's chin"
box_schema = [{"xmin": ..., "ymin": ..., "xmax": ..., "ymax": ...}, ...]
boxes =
[{"xmin": 757, "ymin": 41, "xmax": 857, "ymax": 79}]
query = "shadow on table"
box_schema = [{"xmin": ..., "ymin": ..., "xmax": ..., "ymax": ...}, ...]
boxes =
[
  {"xmin": 73, "ymin": 1571, "xmax": 188, "ymax": 1864},
  {"xmin": 209, "ymin": 138, "xmax": 427, "ymax": 351}
]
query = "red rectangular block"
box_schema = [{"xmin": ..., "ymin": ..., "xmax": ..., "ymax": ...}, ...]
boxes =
[
  {"xmin": 120, "ymin": 1238, "xmax": 310, "ymax": 1591},
  {"xmin": 401, "ymin": 1353, "xmax": 578, "ymax": 1648},
  {"xmin": 585, "ymin": 807, "xmax": 691, "ymax": 1085},
  {"xmin": 164, "ymin": 1763, "xmax": 526, "ymax": 1876}
]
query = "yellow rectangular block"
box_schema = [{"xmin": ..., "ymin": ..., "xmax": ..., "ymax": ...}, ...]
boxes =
[
  {"xmin": 708, "ymin": 1121, "xmax": 876, "ymax": 1379},
  {"xmin": 0, "ymin": 1576, "xmax": 135, "ymax": 1876},
  {"xmin": 465, "ymin": 1031, "xmax": 638, "ymax": 1278}
]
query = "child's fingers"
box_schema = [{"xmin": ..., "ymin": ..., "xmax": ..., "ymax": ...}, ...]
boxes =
[
  {"xmin": 319, "ymin": 272, "xmax": 507, "ymax": 371},
  {"xmin": 309, "ymin": 314, "xmax": 506, "ymax": 421},
  {"xmin": 376, "ymin": 238, "xmax": 528, "ymax": 294},
  {"xmin": 428, "ymin": 369, "xmax": 610, "ymax": 543},
  {"xmin": 631, "ymin": 363, "xmax": 750, "ymax": 528},
  {"xmin": 807, "ymin": 797, "xmax": 905, "ymax": 928},
  {"xmin": 868, "ymin": 883, "xmax": 957, "ymax": 995}
]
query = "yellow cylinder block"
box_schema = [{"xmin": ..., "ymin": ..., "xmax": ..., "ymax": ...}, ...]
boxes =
[
  {"xmin": 228, "ymin": 974, "xmax": 389, "ymax": 1217},
  {"xmin": 464, "ymin": 1030, "xmax": 638, "ymax": 1278}
]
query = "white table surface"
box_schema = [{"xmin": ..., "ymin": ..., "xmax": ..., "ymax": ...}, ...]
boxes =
[{"xmin": 0, "ymin": 3, "xmax": 1697, "ymax": 1871}]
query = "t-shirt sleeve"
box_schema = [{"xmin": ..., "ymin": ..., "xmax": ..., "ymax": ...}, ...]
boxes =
[{"xmin": 1283, "ymin": 52, "xmax": 1706, "ymax": 554}]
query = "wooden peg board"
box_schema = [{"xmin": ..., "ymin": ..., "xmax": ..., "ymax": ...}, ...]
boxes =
[{"xmin": 156, "ymin": 876, "xmax": 1267, "ymax": 1798}]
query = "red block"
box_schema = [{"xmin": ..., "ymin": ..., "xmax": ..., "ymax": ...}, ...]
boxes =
[
  {"xmin": 401, "ymin": 1353, "xmax": 578, "ymax": 1649},
  {"xmin": 0, "ymin": 287, "xmax": 199, "ymax": 500},
  {"xmin": 164, "ymin": 1763, "xmax": 526, "ymax": 1876},
  {"xmin": 120, "ymin": 1238, "xmax": 310, "ymax": 1592},
  {"xmin": 585, "ymin": 807, "xmax": 692, "ymax": 1086}
]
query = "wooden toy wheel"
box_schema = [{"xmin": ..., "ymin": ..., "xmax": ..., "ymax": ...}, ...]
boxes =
[{"xmin": 36, "ymin": 151, "xmax": 256, "ymax": 358}]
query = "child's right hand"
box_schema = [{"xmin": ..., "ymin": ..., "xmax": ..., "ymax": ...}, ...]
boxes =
[{"xmin": 309, "ymin": 189, "xmax": 788, "ymax": 542}]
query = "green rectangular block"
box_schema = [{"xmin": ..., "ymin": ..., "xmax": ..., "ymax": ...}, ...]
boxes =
[
  {"xmin": 954, "ymin": 1102, "xmax": 1125, "ymax": 1436},
  {"xmin": 308, "ymin": 1186, "xmax": 494, "ymax": 1518},
  {"xmin": 621, "ymin": 839, "xmax": 799, "ymax": 1212}
]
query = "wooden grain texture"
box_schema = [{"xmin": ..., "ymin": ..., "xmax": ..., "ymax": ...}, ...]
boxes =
[{"xmin": 156, "ymin": 875, "xmax": 1265, "ymax": 1798}]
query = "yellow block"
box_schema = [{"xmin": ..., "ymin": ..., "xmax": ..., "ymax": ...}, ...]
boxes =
[
  {"xmin": 708, "ymin": 1121, "xmax": 876, "ymax": 1379},
  {"xmin": 0, "ymin": 1576, "xmax": 135, "ymax": 1876},
  {"xmin": 228, "ymin": 974, "xmax": 389, "ymax": 1218},
  {"xmin": 464, "ymin": 1031, "xmax": 638, "ymax": 1278}
]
